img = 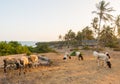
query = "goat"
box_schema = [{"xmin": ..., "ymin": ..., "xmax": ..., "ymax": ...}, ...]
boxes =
[
  {"xmin": 93, "ymin": 51, "xmax": 111, "ymax": 68},
  {"xmin": 63, "ymin": 52, "xmax": 71, "ymax": 60},
  {"xmin": 75, "ymin": 51, "xmax": 83, "ymax": 60},
  {"xmin": 18, "ymin": 56, "xmax": 30, "ymax": 75},
  {"xmin": 28, "ymin": 55, "xmax": 39, "ymax": 67},
  {"xmin": 3, "ymin": 57, "xmax": 20, "ymax": 73},
  {"xmin": 70, "ymin": 51, "xmax": 83, "ymax": 60}
]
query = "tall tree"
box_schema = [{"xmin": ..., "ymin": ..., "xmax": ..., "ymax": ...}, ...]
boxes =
[
  {"xmin": 99, "ymin": 25, "xmax": 118, "ymax": 47},
  {"xmin": 115, "ymin": 15, "xmax": 120, "ymax": 37},
  {"xmin": 64, "ymin": 29, "xmax": 76, "ymax": 48},
  {"xmin": 82, "ymin": 26, "xmax": 94, "ymax": 46},
  {"xmin": 91, "ymin": 17, "xmax": 99, "ymax": 38},
  {"xmin": 76, "ymin": 31, "xmax": 82, "ymax": 46},
  {"xmin": 82, "ymin": 26, "xmax": 94, "ymax": 40},
  {"xmin": 92, "ymin": 0, "xmax": 114, "ymax": 49}
]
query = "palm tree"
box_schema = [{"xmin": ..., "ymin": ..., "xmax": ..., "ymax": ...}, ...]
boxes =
[
  {"xmin": 92, "ymin": 0, "xmax": 114, "ymax": 49},
  {"xmin": 115, "ymin": 15, "xmax": 120, "ymax": 37},
  {"xmin": 91, "ymin": 17, "xmax": 99, "ymax": 38}
]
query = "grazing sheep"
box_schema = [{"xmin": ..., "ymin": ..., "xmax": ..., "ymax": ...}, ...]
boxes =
[
  {"xmin": 70, "ymin": 51, "xmax": 83, "ymax": 60},
  {"xmin": 3, "ymin": 57, "xmax": 19, "ymax": 73},
  {"xmin": 93, "ymin": 51, "xmax": 111, "ymax": 68},
  {"xmin": 19, "ymin": 56, "xmax": 30, "ymax": 75},
  {"xmin": 28, "ymin": 55, "xmax": 39, "ymax": 67},
  {"xmin": 63, "ymin": 52, "xmax": 71, "ymax": 60},
  {"xmin": 75, "ymin": 51, "xmax": 83, "ymax": 60},
  {"xmin": 105, "ymin": 52, "xmax": 111, "ymax": 59}
]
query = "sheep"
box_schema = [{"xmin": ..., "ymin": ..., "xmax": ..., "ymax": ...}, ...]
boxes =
[
  {"xmin": 28, "ymin": 55, "xmax": 39, "ymax": 67},
  {"xmin": 18, "ymin": 56, "xmax": 30, "ymax": 75},
  {"xmin": 70, "ymin": 51, "xmax": 83, "ymax": 60},
  {"xmin": 93, "ymin": 51, "xmax": 111, "ymax": 68},
  {"xmin": 75, "ymin": 51, "xmax": 83, "ymax": 60},
  {"xmin": 3, "ymin": 57, "xmax": 20, "ymax": 73},
  {"xmin": 63, "ymin": 52, "xmax": 71, "ymax": 60},
  {"xmin": 105, "ymin": 52, "xmax": 111, "ymax": 59},
  {"xmin": 3, "ymin": 55, "xmax": 38, "ymax": 75}
]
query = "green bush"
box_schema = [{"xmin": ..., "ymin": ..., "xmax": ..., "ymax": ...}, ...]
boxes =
[
  {"xmin": 0, "ymin": 41, "xmax": 31, "ymax": 56},
  {"xmin": 34, "ymin": 44, "xmax": 56, "ymax": 53}
]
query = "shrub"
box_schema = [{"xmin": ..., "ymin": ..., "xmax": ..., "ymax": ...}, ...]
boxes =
[
  {"xmin": 82, "ymin": 46, "xmax": 90, "ymax": 50},
  {"xmin": 34, "ymin": 44, "xmax": 56, "ymax": 53},
  {"xmin": 113, "ymin": 48, "xmax": 120, "ymax": 51},
  {"xmin": 0, "ymin": 41, "xmax": 31, "ymax": 56}
]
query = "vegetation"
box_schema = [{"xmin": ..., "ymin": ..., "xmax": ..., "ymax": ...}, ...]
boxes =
[
  {"xmin": 58, "ymin": 0, "xmax": 120, "ymax": 49},
  {"xmin": 0, "ymin": 41, "xmax": 57, "ymax": 56},
  {"xmin": 92, "ymin": 0, "xmax": 115, "ymax": 49},
  {"xmin": 0, "ymin": 41, "xmax": 30, "ymax": 56},
  {"xmin": 34, "ymin": 43, "xmax": 56, "ymax": 53},
  {"xmin": 1, "ymin": 0, "xmax": 120, "ymax": 56}
]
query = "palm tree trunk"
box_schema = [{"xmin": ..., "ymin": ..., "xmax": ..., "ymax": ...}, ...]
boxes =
[{"xmin": 97, "ymin": 17, "xmax": 102, "ymax": 51}]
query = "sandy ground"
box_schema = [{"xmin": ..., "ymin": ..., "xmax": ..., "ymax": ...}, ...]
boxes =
[{"xmin": 0, "ymin": 50, "xmax": 120, "ymax": 84}]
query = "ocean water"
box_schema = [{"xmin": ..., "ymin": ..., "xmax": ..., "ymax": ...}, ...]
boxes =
[{"xmin": 18, "ymin": 41, "xmax": 38, "ymax": 47}]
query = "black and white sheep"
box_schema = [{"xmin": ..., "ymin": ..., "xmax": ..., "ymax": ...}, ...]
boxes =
[{"xmin": 93, "ymin": 51, "xmax": 111, "ymax": 68}]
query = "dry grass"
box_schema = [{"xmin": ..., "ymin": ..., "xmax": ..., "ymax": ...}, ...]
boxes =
[{"xmin": 0, "ymin": 50, "xmax": 120, "ymax": 84}]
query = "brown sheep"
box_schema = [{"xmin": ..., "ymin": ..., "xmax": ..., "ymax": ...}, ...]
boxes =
[
  {"xmin": 19, "ymin": 56, "xmax": 30, "ymax": 75},
  {"xmin": 28, "ymin": 55, "xmax": 39, "ymax": 67}
]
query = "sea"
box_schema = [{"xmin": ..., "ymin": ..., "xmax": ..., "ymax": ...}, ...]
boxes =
[{"xmin": 18, "ymin": 41, "xmax": 38, "ymax": 47}]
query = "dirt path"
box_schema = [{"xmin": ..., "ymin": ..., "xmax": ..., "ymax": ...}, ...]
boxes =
[{"xmin": 0, "ymin": 50, "xmax": 120, "ymax": 84}]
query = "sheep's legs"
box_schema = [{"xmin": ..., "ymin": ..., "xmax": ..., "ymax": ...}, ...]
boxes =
[
  {"xmin": 3, "ymin": 62, "xmax": 7, "ymax": 73},
  {"xmin": 97, "ymin": 60, "xmax": 100, "ymax": 67}
]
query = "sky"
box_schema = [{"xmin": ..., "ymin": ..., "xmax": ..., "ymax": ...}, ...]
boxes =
[{"xmin": 0, "ymin": 0, "xmax": 120, "ymax": 42}]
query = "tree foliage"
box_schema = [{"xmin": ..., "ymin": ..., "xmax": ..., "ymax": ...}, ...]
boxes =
[
  {"xmin": 99, "ymin": 26, "xmax": 118, "ymax": 47},
  {"xmin": 82, "ymin": 26, "xmax": 94, "ymax": 40},
  {"xmin": 92, "ymin": 0, "xmax": 115, "ymax": 48},
  {"xmin": 34, "ymin": 43, "xmax": 56, "ymax": 53},
  {"xmin": 64, "ymin": 29, "xmax": 76, "ymax": 48},
  {"xmin": 0, "ymin": 41, "xmax": 30, "ymax": 56}
]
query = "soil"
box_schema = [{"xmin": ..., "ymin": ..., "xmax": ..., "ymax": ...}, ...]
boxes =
[{"xmin": 0, "ymin": 50, "xmax": 120, "ymax": 84}]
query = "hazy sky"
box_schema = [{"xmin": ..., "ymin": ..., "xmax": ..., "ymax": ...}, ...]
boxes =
[{"xmin": 0, "ymin": 0, "xmax": 120, "ymax": 41}]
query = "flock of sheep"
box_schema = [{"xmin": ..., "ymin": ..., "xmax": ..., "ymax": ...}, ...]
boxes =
[
  {"xmin": 63, "ymin": 51, "xmax": 111, "ymax": 68},
  {"xmin": 2, "ymin": 50, "xmax": 112, "ymax": 76},
  {"xmin": 3, "ymin": 54, "xmax": 52, "ymax": 75}
]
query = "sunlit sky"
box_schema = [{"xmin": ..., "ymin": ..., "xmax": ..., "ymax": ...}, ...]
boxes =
[{"xmin": 0, "ymin": 0, "xmax": 120, "ymax": 42}]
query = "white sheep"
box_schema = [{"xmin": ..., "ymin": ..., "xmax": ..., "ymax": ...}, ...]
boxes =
[
  {"xmin": 75, "ymin": 51, "xmax": 83, "ymax": 60},
  {"xmin": 93, "ymin": 51, "xmax": 111, "ymax": 68},
  {"xmin": 63, "ymin": 52, "xmax": 71, "ymax": 60}
]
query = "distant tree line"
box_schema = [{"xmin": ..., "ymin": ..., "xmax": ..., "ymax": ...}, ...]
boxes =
[
  {"xmin": 58, "ymin": 0, "xmax": 120, "ymax": 49},
  {"xmin": 0, "ymin": 41, "xmax": 56, "ymax": 56}
]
